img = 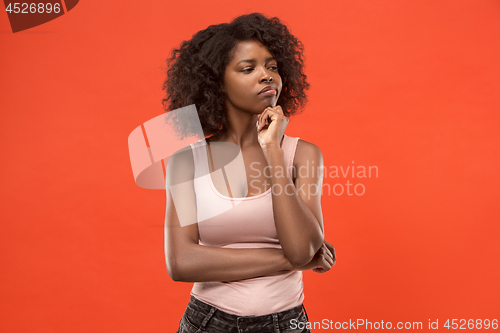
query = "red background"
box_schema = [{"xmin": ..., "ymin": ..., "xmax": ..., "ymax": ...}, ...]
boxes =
[{"xmin": 1, "ymin": 1, "xmax": 499, "ymax": 332}]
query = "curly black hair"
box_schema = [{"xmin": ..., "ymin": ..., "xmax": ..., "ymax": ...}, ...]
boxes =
[{"xmin": 162, "ymin": 13, "xmax": 309, "ymax": 138}]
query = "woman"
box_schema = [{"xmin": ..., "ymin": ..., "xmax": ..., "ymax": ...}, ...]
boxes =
[{"xmin": 163, "ymin": 13, "xmax": 336, "ymax": 333}]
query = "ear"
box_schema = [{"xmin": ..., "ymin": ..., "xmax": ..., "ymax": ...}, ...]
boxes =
[{"xmin": 220, "ymin": 83, "xmax": 226, "ymax": 93}]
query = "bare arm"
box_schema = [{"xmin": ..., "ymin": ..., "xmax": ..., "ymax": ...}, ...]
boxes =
[
  {"xmin": 262, "ymin": 140, "xmax": 325, "ymax": 267},
  {"xmin": 256, "ymin": 104, "xmax": 325, "ymax": 267},
  {"xmin": 164, "ymin": 147, "xmax": 293, "ymax": 283}
]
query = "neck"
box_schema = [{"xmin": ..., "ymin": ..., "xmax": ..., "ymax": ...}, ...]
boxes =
[{"xmin": 211, "ymin": 104, "xmax": 260, "ymax": 148}]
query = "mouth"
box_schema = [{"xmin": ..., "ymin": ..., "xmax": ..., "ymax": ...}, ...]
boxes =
[{"xmin": 258, "ymin": 85, "xmax": 277, "ymax": 96}]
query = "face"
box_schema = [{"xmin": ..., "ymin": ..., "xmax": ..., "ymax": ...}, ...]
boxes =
[{"xmin": 222, "ymin": 40, "xmax": 282, "ymax": 114}]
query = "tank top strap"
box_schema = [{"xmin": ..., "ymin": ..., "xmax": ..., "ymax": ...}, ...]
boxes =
[
  {"xmin": 282, "ymin": 134, "xmax": 300, "ymax": 177},
  {"xmin": 190, "ymin": 140, "xmax": 210, "ymax": 179}
]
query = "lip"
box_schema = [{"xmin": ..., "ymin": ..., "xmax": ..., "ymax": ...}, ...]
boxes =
[{"xmin": 258, "ymin": 85, "xmax": 277, "ymax": 95}]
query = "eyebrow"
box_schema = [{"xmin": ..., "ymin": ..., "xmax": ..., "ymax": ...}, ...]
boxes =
[{"xmin": 236, "ymin": 56, "xmax": 276, "ymax": 65}]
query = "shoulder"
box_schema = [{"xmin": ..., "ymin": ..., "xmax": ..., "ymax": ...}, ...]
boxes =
[
  {"xmin": 166, "ymin": 145, "xmax": 195, "ymax": 185},
  {"xmin": 293, "ymin": 139, "xmax": 323, "ymax": 167},
  {"xmin": 167, "ymin": 145, "xmax": 194, "ymax": 168},
  {"xmin": 292, "ymin": 139, "xmax": 323, "ymax": 184}
]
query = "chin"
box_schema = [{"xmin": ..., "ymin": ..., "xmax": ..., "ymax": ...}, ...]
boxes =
[{"xmin": 264, "ymin": 99, "xmax": 278, "ymax": 109}]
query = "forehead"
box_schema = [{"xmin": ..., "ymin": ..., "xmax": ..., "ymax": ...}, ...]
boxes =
[{"xmin": 229, "ymin": 40, "xmax": 274, "ymax": 63}]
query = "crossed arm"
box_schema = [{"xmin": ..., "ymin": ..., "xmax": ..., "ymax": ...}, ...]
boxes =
[{"xmin": 164, "ymin": 142, "xmax": 335, "ymax": 283}]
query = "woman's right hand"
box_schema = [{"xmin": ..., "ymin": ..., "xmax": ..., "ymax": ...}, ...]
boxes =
[{"xmin": 294, "ymin": 240, "xmax": 336, "ymax": 273}]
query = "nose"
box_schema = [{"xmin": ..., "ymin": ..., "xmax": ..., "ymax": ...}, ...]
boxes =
[{"xmin": 259, "ymin": 68, "xmax": 273, "ymax": 83}]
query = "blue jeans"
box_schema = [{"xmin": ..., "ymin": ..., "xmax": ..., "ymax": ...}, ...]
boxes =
[{"xmin": 176, "ymin": 296, "xmax": 311, "ymax": 333}]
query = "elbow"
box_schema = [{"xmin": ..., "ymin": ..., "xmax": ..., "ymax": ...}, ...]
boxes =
[
  {"xmin": 166, "ymin": 261, "xmax": 180, "ymax": 281},
  {"xmin": 286, "ymin": 246, "xmax": 316, "ymax": 267},
  {"xmin": 166, "ymin": 257, "xmax": 187, "ymax": 282},
  {"xmin": 288, "ymin": 255, "xmax": 313, "ymax": 268},
  {"xmin": 287, "ymin": 234, "xmax": 324, "ymax": 267},
  {"xmin": 167, "ymin": 267, "xmax": 182, "ymax": 282}
]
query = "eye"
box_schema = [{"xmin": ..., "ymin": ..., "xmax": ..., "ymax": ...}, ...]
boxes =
[
  {"xmin": 241, "ymin": 67, "xmax": 254, "ymax": 73},
  {"xmin": 269, "ymin": 65, "xmax": 278, "ymax": 72}
]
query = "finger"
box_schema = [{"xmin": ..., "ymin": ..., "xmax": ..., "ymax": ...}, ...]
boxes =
[
  {"xmin": 323, "ymin": 251, "xmax": 334, "ymax": 266},
  {"xmin": 273, "ymin": 105, "xmax": 284, "ymax": 116},
  {"xmin": 262, "ymin": 108, "xmax": 274, "ymax": 122},
  {"xmin": 320, "ymin": 244, "xmax": 333, "ymax": 263},
  {"xmin": 320, "ymin": 257, "xmax": 332, "ymax": 273},
  {"xmin": 323, "ymin": 243, "xmax": 333, "ymax": 259},
  {"xmin": 312, "ymin": 259, "xmax": 328, "ymax": 273},
  {"xmin": 324, "ymin": 240, "xmax": 333, "ymax": 252},
  {"xmin": 324, "ymin": 241, "xmax": 336, "ymax": 262},
  {"xmin": 311, "ymin": 252, "xmax": 331, "ymax": 273},
  {"xmin": 268, "ymin": 108, "xmax": 285, "ymax": 121},
  {"xmin": 262, "ymin": 108, "xmax": 286, "ymax": 129},
  {"xmin": 258, "ymin": 110, "xmax": 269, "ymax": 130},
  {"xmin": 263, "ymin": 111, "xmax": 276, "ymax": 128},
  {"xmin": 258, "ymin": 110, "xmax": 264, "ymax": 128},
  {"xmin": 258, "ymin": 108, "xmax": 267, "ymax": 125}
]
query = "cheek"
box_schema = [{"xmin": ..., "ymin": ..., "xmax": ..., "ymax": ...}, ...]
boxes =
[
  {"xmin": 226, "ymin": 86, "xmax": 247, "ymax": 102},
  {"xmin": 226, "ymin": 78, "xmax": 251, "ymax": 100},
  {"xmin": 224, "ymin": 84, "xmax": 254, "ymax": 109}
]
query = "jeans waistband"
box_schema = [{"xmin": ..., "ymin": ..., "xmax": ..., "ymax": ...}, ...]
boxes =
[
  {"xmin": 189, "ymin": 295, "xmax": 304, "ymax": 320},
  {"xmin": 185, "ymin": 295, "xmax": 308, "ymax": 332}
]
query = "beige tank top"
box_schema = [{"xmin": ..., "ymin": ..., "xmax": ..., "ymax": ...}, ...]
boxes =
[{"xmin": 188, "ymin": 134, "xmax": 304, "ymax": 316}]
